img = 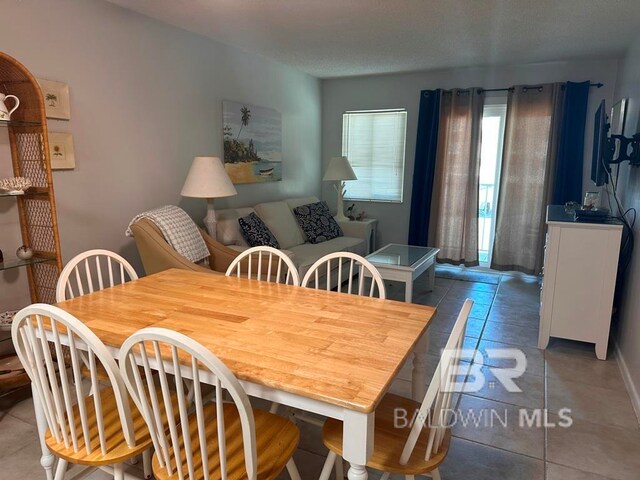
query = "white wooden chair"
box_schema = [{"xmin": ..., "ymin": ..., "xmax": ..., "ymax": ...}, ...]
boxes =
[
  {"xmin": 301, "ymin": 252, "xmax": 386, "ymax": 299},
  {"xmin": 225, "ymin": 246, "xmax": 300, "ymax": 286},
  {"xmin": 118, "ymin": 327, "xmax": 302, "ymax": 480},
  {"xmin": 318, "ymin": 299, "xmax": 474, "ymax": 480},
  {"xmin": 11, "ymin": 304, "xmax": 153, "ymax": 480},
  {"xmin": 56, "ymin": 249, "xmax": 138, "ymax": 302},
  {"xmin": 56, "ymin": 249, "xmax": 139, "ymax": 389}
]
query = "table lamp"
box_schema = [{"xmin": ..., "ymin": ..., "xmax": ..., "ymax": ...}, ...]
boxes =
[
  {"xmin": 323, "ymin": 156, "xmax": 357, "ymax": 222},
  {"xmin": 181, "ymin": 156, "xmax": 237, "ymax": 238}
]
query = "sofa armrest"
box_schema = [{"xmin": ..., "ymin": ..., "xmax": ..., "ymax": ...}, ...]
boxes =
[{"xmin": 336, "ymin": 219, "xmax": 378, "ymax": 254}]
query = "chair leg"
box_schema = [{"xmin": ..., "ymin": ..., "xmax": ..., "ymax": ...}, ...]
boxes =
[
  {"xmin": 286, "ymin": 458, "xmax": 302, "ymax": 480},
  {"xmin": 405, "ymin": 476, "xmax": 415, "ymax": 480},
  {"xmin": 269, "ymin": 402, "xmax": 280, "ymax": 414},
  {"xmin": 379, "ymin": 472, "xmax": 390, "ymax": 480},
  {"xmin": 319, "ymin": 451, "xmax": 337, "ymax": 480},
  {"xmin": 430, "ymin": 468, "xmax": 442, "ymax": 480},
  {"xmin": 335, "ymin": 454, "xmax": 344, "ymax": 480},
  {"xmin": 53, "ymin": 459, "xmax": 67, "ymax": 480},
  {"xmin": 114, "ymin": 463, "xmax": 124, "ymax": 480},
  {"xmin": 142, "ymin": 449, "xmax": 152, "ymax": 479}
]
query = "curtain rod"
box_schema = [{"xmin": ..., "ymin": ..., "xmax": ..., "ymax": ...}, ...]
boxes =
[{"xmin": 480, "ymin": 82, "xmax": 603, "ymax": 93}]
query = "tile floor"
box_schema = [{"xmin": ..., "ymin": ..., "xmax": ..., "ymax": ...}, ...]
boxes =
[{"xmin": 1, "ymin": 267, "xmax": 638, "ymax": 480}]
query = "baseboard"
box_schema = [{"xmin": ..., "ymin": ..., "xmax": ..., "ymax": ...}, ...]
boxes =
[{"xmin": 616, "ymin": 342, "xmax": 640, "ymax": 425}]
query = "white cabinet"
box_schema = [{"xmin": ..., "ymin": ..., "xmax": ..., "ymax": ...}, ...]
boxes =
[{"xmin": 538, "ymin": 206, "xmax": 623, "ymax": 360}]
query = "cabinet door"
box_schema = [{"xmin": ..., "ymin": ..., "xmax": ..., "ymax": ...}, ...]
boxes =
[{"xmin": 550, "ymin": 226, "xmax": 619, "ymax": 343}]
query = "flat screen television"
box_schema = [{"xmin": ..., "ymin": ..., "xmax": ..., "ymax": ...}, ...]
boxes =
[{"xmin": 591, "ymin": 99, "xmax": 610, "ymax": 186}]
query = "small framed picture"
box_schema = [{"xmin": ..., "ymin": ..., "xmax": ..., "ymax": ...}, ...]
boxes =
[
  {"xmin": 48, "ymin": 132, "xmax": 75, "ymax": 170},
  {"xmin": 583, "ymin": 191, "xmax": 601, "ymax": 209},
  {"xmin": 37, "ymin": 79, "xmax": 71, "ymax": 120}
]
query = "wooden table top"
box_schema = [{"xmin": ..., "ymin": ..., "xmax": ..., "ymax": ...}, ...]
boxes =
[{"xmin": 56, "ymin": 269, "xmax": 435, "ymax": 413}]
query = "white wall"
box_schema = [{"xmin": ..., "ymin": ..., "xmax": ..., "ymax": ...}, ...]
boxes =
[
  {"xmin": 321, "ymin": 58, "xmax": 619, "ymax": 247},
  {"xmin": 0, "ymin": 0, "xmax": 321, "ymax": 304},
  {"xmin": 613, "ymin": 35, "xmax": 640, "ymax": 418}
]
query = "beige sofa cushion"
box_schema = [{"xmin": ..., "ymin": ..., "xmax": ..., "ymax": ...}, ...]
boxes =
[
  {"xmin": 289, "ymin": 236, "xmax": 367, "ymax": 278},
  {"xmin": 254, "ymin": 201, "xmax": 305, "ymax": 249},
  {"xmin": 216, "ymin": 207, "xmax": 255, "ymax": 247}
]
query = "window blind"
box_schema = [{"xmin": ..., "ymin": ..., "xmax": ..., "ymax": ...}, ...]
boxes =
[{"xmin": 342, "ymin": 109, "xmax": 407, "ymax": 202}]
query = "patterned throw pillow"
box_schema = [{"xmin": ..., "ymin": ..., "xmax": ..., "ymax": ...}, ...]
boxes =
[
  {"xmin": 293, "ymin": 201, "xmax": 343, "ymax": 244},
  {"xmin": 238, "ymin": 213, "xmax": 280, "ymax": 248}
]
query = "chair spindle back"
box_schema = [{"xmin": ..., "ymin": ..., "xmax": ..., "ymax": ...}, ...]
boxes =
[
  {"xmin": 56, "ymin": 249, "xmax": 138, "ymax": 302},
  {"xmin": 225, "ymin": 246, "xmax": 300, "ymax": 286},
  {"xmin": 11, "ymin": 304, "xmax": 135, "ymax": 455},
  {"xmin": 118, "ymin": 327, "xmax": 258, "ymax": 480},
  {"xmin": 301, "ymin": 252, "xmax": 386, "ymax": 299},
  {"xmin": 400, "ymin": 299, "xmax": 473, "ymax": 465}
]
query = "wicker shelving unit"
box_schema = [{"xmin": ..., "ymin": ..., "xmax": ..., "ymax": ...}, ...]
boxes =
[{"xmin": 0, "ymin": 52, "xmax": 62, "ymax": 305}]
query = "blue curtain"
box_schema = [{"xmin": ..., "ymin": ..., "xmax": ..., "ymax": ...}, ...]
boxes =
[
  {"xmin": 553, "ymin": 81, "xmax": 590, "ymax": 204},
  {"xmin": 408, "ymin": 89, "xmax": 441, "ymax": 246}
]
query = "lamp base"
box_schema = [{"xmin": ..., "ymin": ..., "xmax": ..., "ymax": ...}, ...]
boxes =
[
  {"xmin": 204, "ymin": 198, "xmax": 217, "ymax": 238},
  {"xmin": 335, "ymin": 182, "xmax": 350, "ymax": 222}
]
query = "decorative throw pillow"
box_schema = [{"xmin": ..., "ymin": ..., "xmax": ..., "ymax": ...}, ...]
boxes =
[
  {"xmin": 238, "ymin": 213, "xmax": 280, "ymax": 248},
  {"xmin": 293, "ymin": 201, "xmax": 344, "ymax": 244}
]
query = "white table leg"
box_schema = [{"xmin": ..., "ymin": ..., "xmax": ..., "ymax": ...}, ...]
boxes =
[
  {"xmin": 347, "ymin": 465, "xmax": 368, "ymax": 480},
  {"xmin": 342, "ymin": 410, "xmax": 374, "ymax": 480},
  {"xmin": 427, "ymin": 262, "xmax": 436, "ymax": 292},
  {"xmin": 404, "ymin": 272, "xmax": 413, "ymax": 303},
  {"xmin": 32, "ymin": 382, "xmax": 56, "ymax": 480},
  {"xmin": 412, "ymin": 333, "xmax": 429, "ymax": 401}
]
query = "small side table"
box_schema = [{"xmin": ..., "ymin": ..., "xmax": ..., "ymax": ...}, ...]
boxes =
[{"xmin": 336, "ymin": 218, "xmax": 377, "ymax": 254}]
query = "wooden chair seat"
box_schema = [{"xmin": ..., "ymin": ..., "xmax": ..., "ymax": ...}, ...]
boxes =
[
  {"xmin": 46, "ymin": 388, "xmax": 153, "ymax": 466},
  {"xmin": 322, "ymin": 393, "xmax": 451, "ymax": 475},
  {"xmin": 80, "ymin": 363, "xmax": 110, "ymax": 382},
  {"xmin": 152, "ymin": 404, "xmax": 300, "ymax": 480},
  {"xmin": 80, "ymin": 363, "xmax": 145, "ymax": 383}
]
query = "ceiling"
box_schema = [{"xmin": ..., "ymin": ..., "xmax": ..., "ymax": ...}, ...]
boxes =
[{"xmin": 107, "ymin": 0, "xmax": 640, "ymax": 78}]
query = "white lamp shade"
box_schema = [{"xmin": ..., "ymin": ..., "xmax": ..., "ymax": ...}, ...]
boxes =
[
  {"xmin": 323, "ymin": 156, "xmax": 357, "ymax": 181},
  {"xmin": 181, "ymin": 156, "xmax": 238, "ymax": 198}
]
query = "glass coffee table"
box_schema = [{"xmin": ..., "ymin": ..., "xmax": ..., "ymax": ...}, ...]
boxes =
[{"xmin": 366, "ymin": 243, "xmax": 440, "ymax": 303}]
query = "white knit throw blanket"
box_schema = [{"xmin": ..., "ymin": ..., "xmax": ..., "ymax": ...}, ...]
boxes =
[{"xmin": 126, "ymin": 205, "xmax": 209, "ymax": 263}]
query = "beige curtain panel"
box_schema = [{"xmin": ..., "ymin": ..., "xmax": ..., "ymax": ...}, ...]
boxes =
[
  {"xmin": 429, "ymin": 88, "xmax": 484, "ymax": 266},
  {"xmin": 491, "ymin": 83, "xmax": 564, "ymax": 274}
]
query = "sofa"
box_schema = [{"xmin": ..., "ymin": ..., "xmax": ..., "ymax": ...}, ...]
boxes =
[
  {"xmin": 215, "ymin": 196, "xmax": 368, "ymax": 279},
  {"xmin": 130, "ymin": 196, "xmax": 369, "ymax": 279}
]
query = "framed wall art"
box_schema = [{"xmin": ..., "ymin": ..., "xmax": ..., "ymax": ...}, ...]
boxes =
[
  {"xmin": 222, "ymin": 100, "xmax": 282, "ymax": 184},
  {"xmin": 37, "ymin": 78, "xmax": 71, "ymax": 120},
  {"xmin": 48, "ymin": 132, "xmax": 75, "ymax": 170}
]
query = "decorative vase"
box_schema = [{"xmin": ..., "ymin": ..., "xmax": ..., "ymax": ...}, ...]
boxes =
[
  {"xmin": 16, "ymin": 245, "xmax": 33, "ymax": 260},
  {"xmin": 0, "ymin": 93, "xmax": 19, "ymax": 121}
]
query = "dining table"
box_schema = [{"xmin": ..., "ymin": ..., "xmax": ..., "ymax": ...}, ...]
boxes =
[{"xmin": 33, "ymin": 268, "xmax": 436, "ymax": 480}]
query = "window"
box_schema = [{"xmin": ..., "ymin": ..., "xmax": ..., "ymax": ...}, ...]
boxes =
[{"xmin": 342, "ymin": 109, "xmax": 407, "ymax": 202}]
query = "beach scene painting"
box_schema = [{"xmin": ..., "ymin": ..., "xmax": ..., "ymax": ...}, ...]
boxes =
[{"xmin": 223, "ymin": 100, "xmax": 282, "ymax": 184}]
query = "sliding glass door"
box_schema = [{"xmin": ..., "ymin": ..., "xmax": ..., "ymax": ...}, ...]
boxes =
[{"xmin": 478, "ymin": 99, "xmax": 507, "ymax": 267}]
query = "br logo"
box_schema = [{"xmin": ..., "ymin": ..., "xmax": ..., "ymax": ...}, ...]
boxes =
[{"xmin": 444, "ymin": 347, "xmax": 527, "ymax": 393}]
